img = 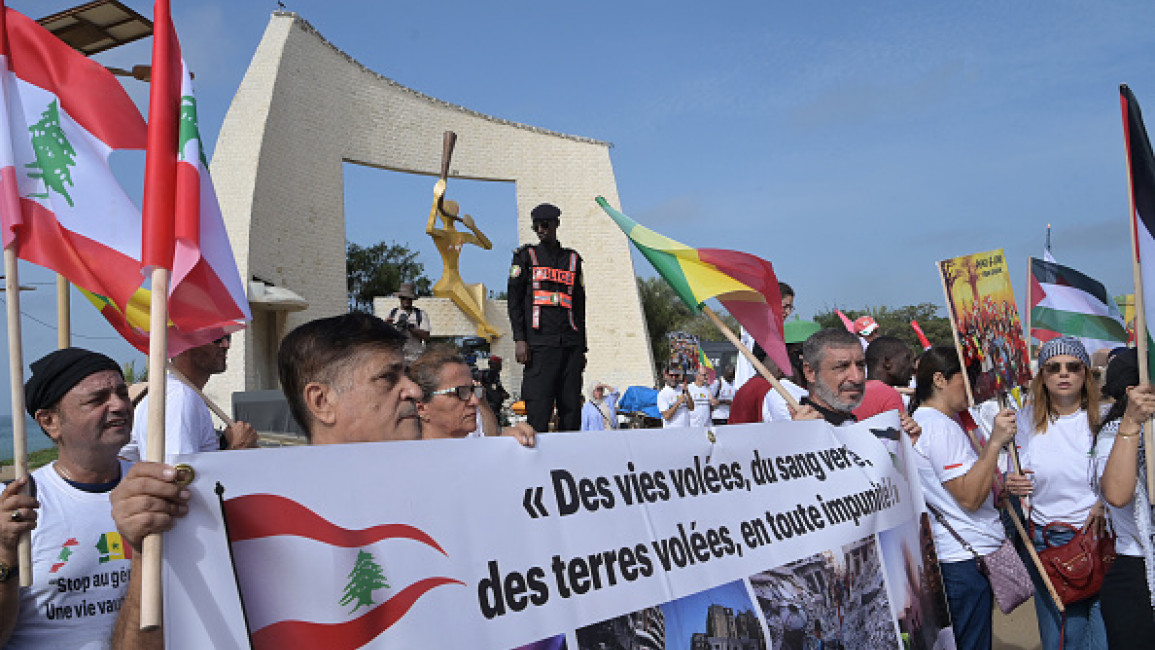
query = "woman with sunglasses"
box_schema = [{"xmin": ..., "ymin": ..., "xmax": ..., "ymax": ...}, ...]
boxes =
[
  {"xmin": 1093, "ymin": 348, "xmax": 1155, "ymax": 648},
  {"xmin": 1005, "ymin": 337, "xmax": 1107, "ymax": 650},
  {"xmin": 909, "ymin": 346, "xmax": 1016, "ymax": 650},
  {"xmin": 410, "ymin": 346, "xmax": 535, "ymax": 443}
]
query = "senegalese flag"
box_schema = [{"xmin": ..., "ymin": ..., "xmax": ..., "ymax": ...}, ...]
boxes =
[
  {"xmin": 95, "ymin": 531, "xmax": 130, "ymax": 563},
  {"xmin": 597, "ymin": 197, "xmax": 790, "ymax": 374},
  {"xmin": 79, "ymin": 284, "xmax": 225, "ymax": 355},
  {"xmin": 1028, "ymin": 257, "xmax": 1127, "ymax": 355},
  {"xmin": 1122, "ymin": 84, "xmax": 1155, "ymax": 377}
]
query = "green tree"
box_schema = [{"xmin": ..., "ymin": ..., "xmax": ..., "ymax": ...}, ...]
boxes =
[
  {"xmin": 339, "ymin": 549, "xmax": 389, "ymax": 613},
  {"xmin": 813, "ymin": 303, "xmax": 954, "ymax": 352},
  {"xmin": 346, "ymin": 241, "xmax": 432, "ymax": 313},
  {"xmin": 637, "ymin": 276, "xmax": 739, "ymax": 370},
  {"xmin": 26, "ymin": 99, "xmax": 77, "ymax": 207}
]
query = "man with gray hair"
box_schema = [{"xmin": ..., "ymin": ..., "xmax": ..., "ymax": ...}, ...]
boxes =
[{"xmin": 793, "ymin": 329, "xmax": 921, "ymax": 439}]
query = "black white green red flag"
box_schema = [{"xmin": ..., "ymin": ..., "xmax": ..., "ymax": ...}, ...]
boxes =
[
  {"xmin": 1122, "ymin": 84, "xmax": 1155, "ymax": 377},
  {"xmin": 1027, "ymin": 257, "xmax": 1127, "ymax": 356}
]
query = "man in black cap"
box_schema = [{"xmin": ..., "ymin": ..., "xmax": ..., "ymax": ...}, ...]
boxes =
[
  {"xmin": 0, "ymin": 347, "xmax": 134, "ymax": 648},
  {"xmin": 507, "ymin": 202, "xmax": 586, "ymax": 432}
]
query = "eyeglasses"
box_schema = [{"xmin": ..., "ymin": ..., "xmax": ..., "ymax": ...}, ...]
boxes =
[
  {"xmin": 430, "ymin": 384, "xmax": 484, "ymax": 401},
  {"xmin": 1043, "ymin": 360, "xmax": 1085, "ymax": 374},
  {"xmin": 782, "ymin": 303, "xmax": 795, "ymax": 315}
]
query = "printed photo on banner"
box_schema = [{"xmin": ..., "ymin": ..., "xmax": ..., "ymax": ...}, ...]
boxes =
[
  {"xmin": 937, "ymin": 249, "xmax": 1031, "ymax": 404},
  {"xmin": 877, "ymin": 514, "xmax": 955, "ymax": 650},
  {"xmin": 749, "ymin": 534, "xmax": 897, "ymax": 650},
  {"xmin": 576, "ymin": 580, "xmax": 764, "ymax": 650}
]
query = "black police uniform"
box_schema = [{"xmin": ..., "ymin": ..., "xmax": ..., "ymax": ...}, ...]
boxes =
[{"xmin": 507, "ymin": 240, "xmax": 586, "ymax": 432}]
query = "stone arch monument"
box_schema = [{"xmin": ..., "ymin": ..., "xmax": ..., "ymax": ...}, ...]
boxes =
[{"xmin": 207, "ymin": 11, "xmax": 654, "ymax": 413}]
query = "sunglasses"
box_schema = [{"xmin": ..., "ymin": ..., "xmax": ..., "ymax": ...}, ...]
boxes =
[
  {"xmin": 430, "ymin": 384, "xmax": 484, "ymax": 401},
  {"xmin": 1043, "ymin": 360, "xmax": 1085, "ymax": 374}
]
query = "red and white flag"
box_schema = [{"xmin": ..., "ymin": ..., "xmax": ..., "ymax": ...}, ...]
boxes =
[
  {"xmin": 223, "ymin": 494, "xmax": 463, "ymax": 650},
  {"xmin": 142, "ymin": 0, "xmax": 249, "ymax": 349},
  {"xmin": 0, "ymin": 3, "xmax": 147, "ymax": 307}
]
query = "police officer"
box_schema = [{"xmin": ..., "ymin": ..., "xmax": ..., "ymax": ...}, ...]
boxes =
[{"xmin": 508, "ymin": 203, "xmax": 586, "ymax": 432}]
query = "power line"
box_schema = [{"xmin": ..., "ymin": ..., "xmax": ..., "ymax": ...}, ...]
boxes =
[{"xmin": 0, "ymin": 295, "xmax": 121, "ymax": 341}]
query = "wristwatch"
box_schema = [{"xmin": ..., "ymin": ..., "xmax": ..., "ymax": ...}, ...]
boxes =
[{"xmin": 0, "ymin": 561, "xmax": 14, "ymax": 583}]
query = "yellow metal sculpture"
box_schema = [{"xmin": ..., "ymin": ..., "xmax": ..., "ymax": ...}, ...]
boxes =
[{"xmin": 427, "ymin": 132, "xmax": 501, "ymax": 339}]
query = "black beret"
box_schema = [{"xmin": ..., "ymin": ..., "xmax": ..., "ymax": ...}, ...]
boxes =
[
  {"xmin": 25, "ymin": 348, "xmax": 122, "ymax": 415},
  {"xmin": 1103, "ymin": 347, "xmax": 1138, "ymax": 401},
  {"xmin": 530, "ymin": 203, "xmax": 561, "ymax": 221}
]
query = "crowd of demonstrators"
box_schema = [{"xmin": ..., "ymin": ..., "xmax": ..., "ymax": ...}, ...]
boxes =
[
  {"xmin": 0, "ymin": 348, "xmax": 135, "ymax": 649},
  {"xmin": 656, "ymin": 366, "xmax": 693, "ymax": 428},
  {"xmin": 121, "ymin": 334, "xmax": 258, "ymax": 463},
  {"xmin": 1004, "ymin": 337, "xmax": 1108, "ymax": 650},
  {"xmin": 710, "ymin": 365, "xmax": 736, "ymax": 425},
  {"xmin": 580, "ymin": 382, "xmax": 619, "ymax": 431},
  {"xmin": 956, "ymin": 297, "xmax": 1032, "ymax": 401},
  {"xmin": 908, "ymin": 346, "xmax": 1017, "ymax": 650},
  {"xmin": 1096, "ymin": 348, "xmax": 1155, "ymax": 649}
]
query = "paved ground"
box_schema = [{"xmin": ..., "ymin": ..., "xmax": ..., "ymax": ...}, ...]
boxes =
[{"xmin": 994, "ymin": 597, "xmax": 1042, "ymax": 650}]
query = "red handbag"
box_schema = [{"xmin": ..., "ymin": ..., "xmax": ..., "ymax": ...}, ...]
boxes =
[{"xmin": 1036, "ymin": 522, "xmax": 1116, "ymax": 606}]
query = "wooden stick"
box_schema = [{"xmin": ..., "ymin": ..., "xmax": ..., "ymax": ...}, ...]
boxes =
[
  {"xmin": 937, "ymin": 260, "xmax": 976, "ymax": 408},
  {"xmin": 4, "ymin": 249, "xmax": 31, "ymax": 587},
  {"xmin": 1123, "ymin": 134, "xmax": 1155, "ymax": 499},
  {"xmin": 141, "ymin": 266, "xmax": 169, "ymax": 630},
  {"xmin": 165, "ymin": 361, "xmax": 234, "ymax": 426},
  {"xmin": 56, "ymin": 275, "xmax": 70, "ymax": 349},
  {"xmin": 1001, "ymin": 435, "xmax": 1064, "ymax": 611},
  {"xmin": 701, "ymin": 305, "xmax": 800, "ymax": 411}
]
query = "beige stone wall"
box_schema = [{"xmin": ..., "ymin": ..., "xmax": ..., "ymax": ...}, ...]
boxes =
[{"xmin": 206, "ymin": 11, "xmax": 654, "ymax": 412}]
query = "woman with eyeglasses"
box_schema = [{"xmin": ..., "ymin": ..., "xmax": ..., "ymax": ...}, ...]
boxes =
[
  {"xmin": 410, "ymin": 346, "xmax": 535, "ymax": 444},
  {"xmin": 908, "ymin": 346, "xmax": 1016, "ymax": 650},
  {"xmin": 1093, "ymin": 348, "xmax": 1155, "ymax": 649},
  {"xmin": 1005, "ymin": 337, "xmax": 1107, "ymax": 650}
]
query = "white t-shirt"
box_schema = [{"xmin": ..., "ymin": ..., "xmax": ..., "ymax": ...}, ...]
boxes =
[
  {"xmin": 711, "ymin": 379, "xmax": 735, "ymax": 421},
  {"xmin": 121, "ymin": 374, "xmax": 218, "ymax": 462},
  {"xmin": 1015, "ymin": 404, "xmax": 1101, "ymax": 527},
  {"xmin": 762, "ymin": 379, "xmax": 808, "ymax": 423},
  {"xmin": 686, "ymin": 382, "xmax": 712, "ymax": 427},
  {"xmin": 912, "ymin": 407, "xmax": 1005, "ymax": 561},
  {"xmin": 5, "ymin": 461, "xmax": 133, "ymax": 649},
  {"xmin": 1093, "ymin": 423, "xmax": 1142, "ymax": 556},
  {"xmin": 656, "ymin": 385, "xmax": 691, "ymax": 429}
]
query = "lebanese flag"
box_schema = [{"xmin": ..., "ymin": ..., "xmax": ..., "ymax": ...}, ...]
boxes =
[
  {"xmin": 1122, "ymin": 85, "xmax": 1155, "ymax": 378},
  {"xmin": 223, "ymin": 494, "xmax": 464, "ymax": 650},
  {"xmin": 1028, "ymin": 256, "xmax": 1127, "ymax": 355},
  {"xmin": 0, "ymin": 3, "xmax": 147, "ymax": 310},
  {"xmin": 141, "ymin": 0, "xmax": 249, "ymax": 350}
]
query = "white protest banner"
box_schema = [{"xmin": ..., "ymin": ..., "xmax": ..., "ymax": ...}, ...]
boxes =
[{"xmin": 162, "ymin": 412, "xmax": 952, "ymax": 649}]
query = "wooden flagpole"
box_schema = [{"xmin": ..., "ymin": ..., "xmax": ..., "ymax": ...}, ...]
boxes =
[
  {"xmin": 141, "ymin": 266, "xmax": 170, "ymax": 630},
  {"xmin": 701, "ymin": 306, "xmax": 800, "ymax": 411},
  {"xmin": 56, "ymin": 275, "xmax": 69, "ymax": 349},
  {"xmin": 4, "ymin": 249, "xmax": 31, "ymax": 586},
  {"xmin": 1122, "ymin": 118, "xmax": 1155, "ymax": 499},
  {"xmin": 165, "ymin": 361, "xmax": 234, "ymax": 426},
  {"xmin": 1004, "ymin": 439, "xmax": 1065, "ymax": 612}
]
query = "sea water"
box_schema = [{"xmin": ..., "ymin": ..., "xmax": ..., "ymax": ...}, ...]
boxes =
[{"xmin": 0, "ymin": 415, "xmax": 57, "ymax": 461}]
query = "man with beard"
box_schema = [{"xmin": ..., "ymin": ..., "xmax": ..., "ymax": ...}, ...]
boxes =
[
  {"xmin": 121, "ymin": 335, "xmax": 258, "ymax": 462},
  {"xmin": 793, "ymin": 330, "xmax": 921, "ymax": 439}
]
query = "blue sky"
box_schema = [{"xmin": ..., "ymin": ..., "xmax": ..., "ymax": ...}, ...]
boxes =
[{"xmin": 3, "ymin": 0, "xmax": 1155, "ymax": 413}]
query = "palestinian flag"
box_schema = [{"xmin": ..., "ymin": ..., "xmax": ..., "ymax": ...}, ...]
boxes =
[
  {"xmin": 223, "ymin": 493, "xmax": 463, "ymax": 650},
  {"xmin": 0, "ymin": 3, "xmax": 147, "ymax": 314},
  {"xmin": 1028, "ymin": 257, "xmax": 1127, "ymax": 355},
  {"xmin": 596, "ymin": 197, "xmax": 790, "ymax": 375},
  {"xmin": 1122, "ymin": 84, "xmax": 1155, "ymax": 376},
  {"xmin": 141, "ymin": 0, "xmax": 249, "ymax": 351}
]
